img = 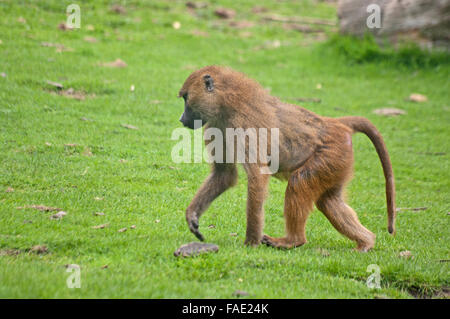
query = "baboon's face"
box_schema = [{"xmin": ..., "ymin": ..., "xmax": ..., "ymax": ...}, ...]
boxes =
[
  {"xmin": 178, "ymin": 92, "xmax": 205, "ymax": 130},
  {"xmin": 178, "ymin": 73, "xmax": 218, "ymax": 130}
]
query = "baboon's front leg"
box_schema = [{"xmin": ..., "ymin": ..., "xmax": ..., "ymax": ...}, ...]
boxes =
[
  {"xmin": 186, "ymin": 163, "xmax": 237, "ymax": 241},
  {"xmin": 244, "ymin": 168, "xmax": 270, "ymax": 246}
]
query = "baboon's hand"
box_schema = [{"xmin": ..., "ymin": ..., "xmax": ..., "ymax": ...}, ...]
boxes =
[{"xmin": 187, "ymin": 217, "xmax": 204, "ymax": 241}]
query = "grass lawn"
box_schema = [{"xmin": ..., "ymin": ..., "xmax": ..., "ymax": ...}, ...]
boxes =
[{"xmin": 0, "ymin": 0, "xmax": 448, "ymax": 298}]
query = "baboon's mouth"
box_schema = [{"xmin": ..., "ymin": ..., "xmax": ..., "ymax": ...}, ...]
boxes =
[{"xmin": 180, "ymin": 116, "xmax": 206, "ymax": 130}]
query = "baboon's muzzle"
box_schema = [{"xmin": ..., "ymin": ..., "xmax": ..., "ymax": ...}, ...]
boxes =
[{"xmin": 179, "ymin": 106, "xmax": 204, "ymax": 130}]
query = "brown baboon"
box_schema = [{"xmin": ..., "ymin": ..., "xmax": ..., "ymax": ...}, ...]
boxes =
[{"xmin": 178, "ymin": 65, "xmax": 395, "ymax": 251}]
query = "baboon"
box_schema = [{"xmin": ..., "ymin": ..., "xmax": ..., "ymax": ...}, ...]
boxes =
[{"xmin": 178, "ymin": 65, "xmax": 395, "ymax": 251}]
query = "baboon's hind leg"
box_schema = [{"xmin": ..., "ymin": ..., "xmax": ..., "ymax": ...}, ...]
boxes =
[
  {"xmin": 316, "ymin": 189, "xmax": 375, "ymax": 252},
  {"xmin": 262, "ymin": 167, "xmax": 319, "ymax": 249}
]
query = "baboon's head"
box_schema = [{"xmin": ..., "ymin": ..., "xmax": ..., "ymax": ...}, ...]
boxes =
[
  {"xmin": 178, "ymin": 65, "xmax": 266, "ymax": 129},
  {"xmin": 178, "ymin": 66, "xmax": 225, "ymax": 130}
]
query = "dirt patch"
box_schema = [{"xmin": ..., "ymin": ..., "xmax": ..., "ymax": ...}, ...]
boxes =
[
  {"xmin": 47, "ymin": 88, "xmax": 94, "ymax": 100},
  {"xmin": 16, "ymin": 205, "xmax": 62, "ymax": 212},
  {"xmin": 99, "ymin": 58, "xmax": 127, "ymax": 68},
  {"xmin": 0, "ymin": 249, "xmax": 21, "ymax": 256}
]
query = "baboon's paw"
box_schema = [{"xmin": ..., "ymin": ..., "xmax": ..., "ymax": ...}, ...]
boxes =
[
  {"xmin": 355, "ymin": 243, "xmax": 373, "ymax": 253},
  {"xmin": 262, "ymin": 235, "xmax": 305, "ymax": 249},
  {"xmin": 187, "ymin": 218, "xmax": 204, "ymax": 241}
]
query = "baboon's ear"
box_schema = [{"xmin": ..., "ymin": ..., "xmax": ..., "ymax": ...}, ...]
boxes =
[{"xmin": 203, "ymin": 75, "xmax": 214, "ymax": 92}]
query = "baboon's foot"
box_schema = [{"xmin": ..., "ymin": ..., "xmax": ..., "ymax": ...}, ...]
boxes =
[
  {"xmin": 355, "ymin": 241, "xmax": 374, "ymax": 252},
  {"xmin": 261, "ymin": 235, "xmax": 306, "ymax": 249},
  {"xmin": 244, "ymin": 237, "xmax": 261, "ymax": 247},
  {"xmin": 355, "ymin": 234, "xmax": 375, "ymax": 252}
]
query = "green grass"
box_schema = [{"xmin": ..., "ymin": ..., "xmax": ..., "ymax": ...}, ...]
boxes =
[{"xmin": 0, "ymin": 0, "xmax": 449, "ymax": 299}]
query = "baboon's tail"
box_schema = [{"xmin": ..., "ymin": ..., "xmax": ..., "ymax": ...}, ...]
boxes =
[{"xmin": 338, "ymin": 116, "xmax": 396, "ymax": 235}]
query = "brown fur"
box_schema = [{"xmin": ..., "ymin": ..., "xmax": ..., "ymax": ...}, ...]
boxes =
[{"xmin": 179, "ymin": 65, "xmax": 396, "ymax": 251}]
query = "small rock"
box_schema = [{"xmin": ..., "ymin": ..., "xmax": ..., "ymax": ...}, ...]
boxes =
[
  {"xmin": 101, "ymin": 58, "xmax": 127, "ymax": 68},
  {"xmin": 101, "ymin": 265, "xmax": 108, "ymax": 269},
  {"xmin": 58, "ymin": 22, "xmax": 73, "ymax": 31},
  {"xmin": 50, "ymin": 211, "xmax": 67, "ymax": 220},
  {"xmin": 130, "ymin": 225, "xmax": 136, "ymax": 229},
  {"xmin": 121, "ymin": 124, "xmax": 138, "ymax": 130},
  {"xmin": 94, "ymin": 212, "xmax": 105, "ymax": 216},
  {"xmin": 174, "ymin": 242, "xmax": 219, "ymax": 257},
  {"xmin": 1, "ymin": 72, "xmax": 6, "ymax": 78},
  {"xmin": 118, "ymin": 227, "xmax": 127, "ymax": 233},
  {"xmin": 208, "ymin": 224, "xmax": 215, "ymax": 229},
  {"xmin": 408, "ymin": 93, "xmax": 427, "ymax": 103},
  {"xmin": 93, "ymin": 223, "xmax": 109, "ymax": 229},
  {"xmin": 373, "ymin": 108, "xmax": 406, "ymax": 116},
  {"xmin": 5, "ymin": 187, "xmax": 14, "ymax": 193},
  {"xmin": 230, "ymin": 232, "xmax": 238, "ymax": 237},
  {"xmin": 214, "ymin": 8, "xmax": 236, "ymax": 19},
  {"xmin": 155, "ymin": 219, "xmax": 160, "ymax": 223},
  {"xmin": 30, "ymin": 245, "xmax": 48, "ymax": 254}
]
